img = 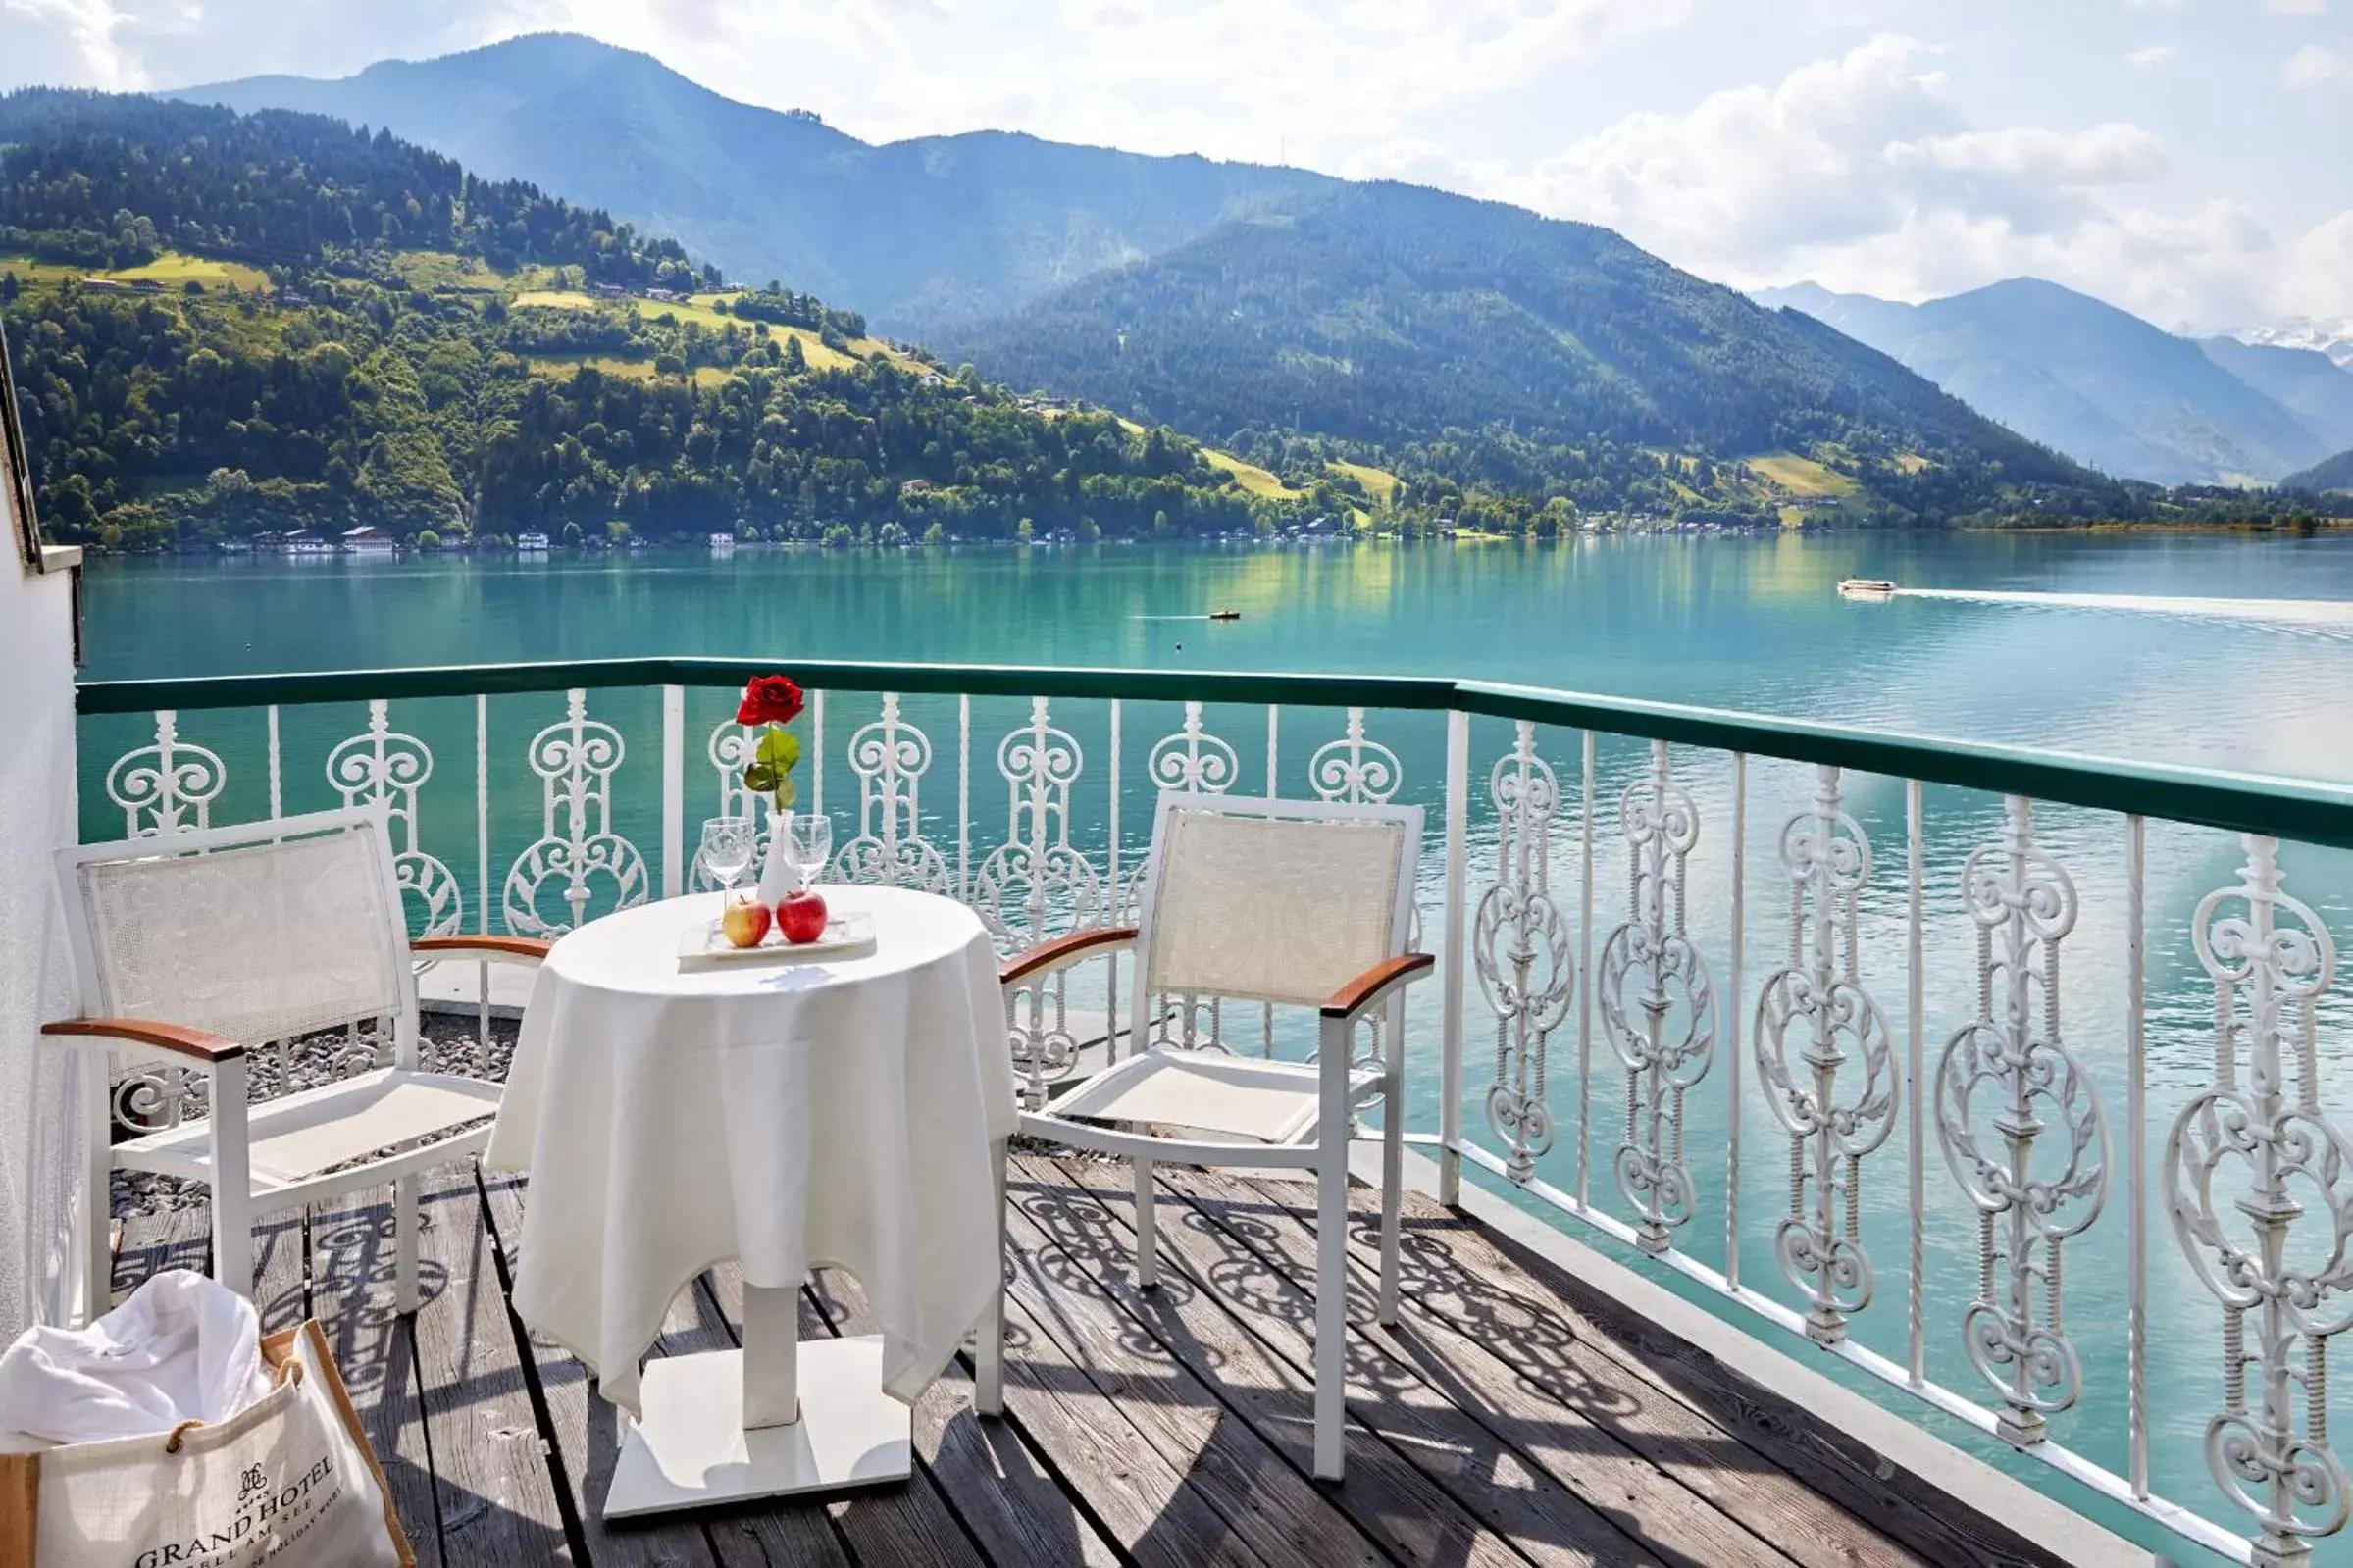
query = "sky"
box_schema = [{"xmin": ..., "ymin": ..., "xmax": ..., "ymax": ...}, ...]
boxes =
[{"xmin": 2, "ymin": 0, "xmax": 2349, "ymax": 338}]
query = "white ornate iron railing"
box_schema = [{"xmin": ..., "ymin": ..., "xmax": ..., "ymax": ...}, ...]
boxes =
[{"xmin": 73, "ymin": 658, "xmax": 2353, "ymax": 1568}]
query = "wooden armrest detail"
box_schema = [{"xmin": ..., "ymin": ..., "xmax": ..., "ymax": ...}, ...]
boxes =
[
  {"xmin": 1001, "ymin": 926, "xmax": 1139, "ymax": 986},
  {"xmin": 412, "ymin": 935, "xmax": 553, "ymax": 962},
  {"xmin": 1321, "ymin": 953, "xmax": 1435, "ymax": 1019},
  {"xmin": 42, "ymin": 1017, "xmax": 245, "ymax": 1063}
]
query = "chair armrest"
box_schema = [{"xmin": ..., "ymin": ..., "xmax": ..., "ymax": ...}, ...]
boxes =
[
  {"xmin": 1001, "ymin": 926, "xmax": 1139, "ymax": 986},
  {"xmin": 412, "ymin": 935, "xmax": 552, "ymax": 964},
  {"xmin": 1320, "ymin": 953, "xmax": 1435, "ymax": 1020},
  {"xmin": 42, "ymin": 1017, "xmax": 245, "ymax": 1063}
]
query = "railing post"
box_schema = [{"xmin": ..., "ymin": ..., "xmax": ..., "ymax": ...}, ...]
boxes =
[
  {"xmin": 2125, "ymin": 812, "xmax": 2149, "ymax": 1502},
  {"xmin": 1906, "ymin": 778, "xmax": 1925, "ymax": 1387},
  {"xmin": 266, "ymin": 705, "xmax": 282, "ymax": 820},
  {"xmin": 1439, "ymin": 708, "xmax": 1468, "ymax": 1206},
  {"xmin": 661, "ymin": 684, "xmax": 685, "ymax": 899},
  {"xmin": 476, "ymin": 693, "xmax": 491, "ymax": 1039},
  {"xmin": 1576, "ymin": 729, "xmax": 1596, "ymax": 1205},
  {"xmin": 1725, "ymin": 752, "xmax": 1745, "ymax": 1290}
]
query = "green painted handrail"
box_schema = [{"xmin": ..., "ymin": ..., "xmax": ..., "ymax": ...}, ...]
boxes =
[{"xmin": 75, "ymin": 657, "xmax": 2353, "ymax": 850}]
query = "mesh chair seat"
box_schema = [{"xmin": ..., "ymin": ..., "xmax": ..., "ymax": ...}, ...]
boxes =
[
  {"xmin": 1039, "ymin": 1046, "xmax": 1383, "ymax": 1146},
  {"xmin": 115, "ymin": 1068, "xmax": 502, "ymax": 1190}
]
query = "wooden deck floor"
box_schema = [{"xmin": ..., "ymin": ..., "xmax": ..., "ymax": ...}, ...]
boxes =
[{"xmin": 113, "ymin": 1153, "xmax": 2072, "ymax": 1568}]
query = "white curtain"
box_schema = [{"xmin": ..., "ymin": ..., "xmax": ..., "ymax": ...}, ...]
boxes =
[{"xmin": 0, "ymin": 553, "xmax": 89, "ymax": 1341}]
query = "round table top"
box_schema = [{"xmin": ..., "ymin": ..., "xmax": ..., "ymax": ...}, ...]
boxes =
[{"xmin": 544, "ymin": 885, "xmax": 989, "ymax": 1003}]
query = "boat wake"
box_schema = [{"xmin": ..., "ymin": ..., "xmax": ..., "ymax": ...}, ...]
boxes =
[{"xmin": 1895, "ymin": 586, "xmax": 2353, "ymax": 633}]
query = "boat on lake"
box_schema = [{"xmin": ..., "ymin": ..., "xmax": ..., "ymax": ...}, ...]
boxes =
[{"xmin": 1837, "ymin": 578, "xmax": 1898, "ymax": 599}]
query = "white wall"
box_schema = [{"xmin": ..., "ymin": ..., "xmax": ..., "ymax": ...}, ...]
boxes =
[{"xmin": 0, "ymin": 486, "xmax": 81, "ymax": 1339}]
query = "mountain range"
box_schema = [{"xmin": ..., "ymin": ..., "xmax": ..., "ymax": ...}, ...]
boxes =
[
  {"xmin": 926, "ymin": 185, "xmax": 2093, "ymax": 514},
  {"xmin": 172, "ymin": 33, "xmax": 1335, "ymax": 334},
  {"xmin": 164, "ymin": 32, "xmax": 2134, "ymax": 524},
  {"xmin": 1757, "ymin": 279, "xmax": 2353, "ymax": 487}
]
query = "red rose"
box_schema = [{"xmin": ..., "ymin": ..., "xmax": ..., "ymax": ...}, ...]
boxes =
[{"xmin": 736, "ymin": 674, "xmax": 805, "ymax": 727}]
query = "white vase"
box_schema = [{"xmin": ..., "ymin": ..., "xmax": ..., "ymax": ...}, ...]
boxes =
[{"xmin": 756, "ymin": 807, "xmax": 798, "ymax": 904}]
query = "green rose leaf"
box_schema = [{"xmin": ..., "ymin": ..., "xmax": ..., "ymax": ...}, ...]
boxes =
[
  {"xmin": 755, "ymin": 727, "xmax": 801, "ymax": 772},
  {"xmin": 742, "ymin": 763, "xmax": 777, "ymax": 793}
]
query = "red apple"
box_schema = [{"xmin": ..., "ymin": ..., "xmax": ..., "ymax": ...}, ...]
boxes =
[
  {"xmin": 779, "ymin": 889, "xmax": 830, "ymax": 944},
  {"xmin": 720, "ymin": 892, "xmax": 771, "ymax": 948}
]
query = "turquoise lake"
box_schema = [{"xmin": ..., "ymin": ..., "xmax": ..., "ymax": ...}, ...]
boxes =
[{"xmin": 75, "ymin": 531, "xmax": 2353, "ymax": 1563}]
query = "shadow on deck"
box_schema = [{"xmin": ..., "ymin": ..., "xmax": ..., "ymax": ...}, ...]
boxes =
[{"xmin": 112, "ymin": 1153, "xmax": 2072, "ymax": 1568}]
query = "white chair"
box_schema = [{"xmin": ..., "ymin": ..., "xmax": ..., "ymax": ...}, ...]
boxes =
[
  {"xmin": 978, "ymin": 793, "xmax": 1431, "ymax": 1481},
  {"xmin": 45, "ymin": 804, "xmax": 547, "ymax": 1323}
]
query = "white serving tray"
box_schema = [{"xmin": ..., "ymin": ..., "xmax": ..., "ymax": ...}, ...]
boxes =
[{"xmin": 679, "ymin": 909, "xmax": 876, "ymax": 966}]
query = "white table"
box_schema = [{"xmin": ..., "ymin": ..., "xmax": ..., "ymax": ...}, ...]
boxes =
[{"xmin": 486, "ymin": 886, "xmax": 1016, "ymax": 1518}]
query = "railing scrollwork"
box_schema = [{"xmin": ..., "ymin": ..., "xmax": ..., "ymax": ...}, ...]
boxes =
[
  {"xmin": 1755, "ymin": 764, "xmax": 1900, "ymax": 1345},
  {"xmin": 836, "ymin": 693, "xmax": 950, "ymax": 893},
  {"xmin": 1936, "ymin": 796, "xmax": 2107, "ymax": 1445},
  {"xmin": 1475, "ymin": 722, "xmax": 1572, "ymax": 1184},
  {"xmin": 327, "ymin": 699, "xmax": 463, "ymax": 937},
  {"xmin": 501, "ymin": 689, "xmax": 648, "ymax": 937},
  {"xmin": 2168, "ymin": 835, "xmax": 2353, "ymax": 1566},
  {"xmin": 1600, "ymin": 740, "xmax": 1714, "ymax": 1253},
  {"xmin": 106, "ymin": 710, "xmax": 226, "ymax": 836}
]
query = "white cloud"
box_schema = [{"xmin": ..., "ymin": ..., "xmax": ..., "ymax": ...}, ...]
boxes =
[
  {"xmin": 2284, "ymin": 41, "xmax": 2343, "ymax": 82},
  {"xmin": 2124, "ymin": 43, "xmax": 2177, "ymax": 66},
  {"xmin": 1884, "ymin": 123, "xmax": 2168, "ymax": 182},
  {"xmin": 510, "ymin": 0, "xmax": 1694, "ymax": 163},
  {"xmin": 1490, "ymin": 33, "xmax": 2353, "ymax": 333},
  {"xmin": 1, "ymin": 0, "xmax": 137, "ymax": 88}
]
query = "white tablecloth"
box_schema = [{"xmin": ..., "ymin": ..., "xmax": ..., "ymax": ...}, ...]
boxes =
[{"xmin": 486, "ymin": 886, "xmax": 1016, "ymax": 1417}]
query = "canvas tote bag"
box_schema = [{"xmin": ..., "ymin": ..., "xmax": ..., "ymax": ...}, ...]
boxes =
[{"xmin": 0, "ymin": 1320, "xmax": 412, "ymax": 1568}]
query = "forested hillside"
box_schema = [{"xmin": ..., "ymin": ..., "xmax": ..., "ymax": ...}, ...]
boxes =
[
  {"xmin": 2285, "ymin": 448, "xmax": 2353, "ymax": 493},
  {"xmin": 0, "ymin": 91, "xmax": 1274, "ymax": 549},
  {"xmin": 935, "ymin": 185, "xmax": 2131, "ymax": 525}
]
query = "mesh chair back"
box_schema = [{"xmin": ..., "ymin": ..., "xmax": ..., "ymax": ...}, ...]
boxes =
[
  {"xmin": 58, "ymin": 808, "xmax": 413, "ymax": 1048},
  {"xmin": 1137, "ymin": 797, "xmax": 1418, "ymax": 1012}
]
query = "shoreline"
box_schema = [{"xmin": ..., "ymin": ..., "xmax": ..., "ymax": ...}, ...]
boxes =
[{"xmin": 56, "ymin": 514, "xmax": 2353, "ymax": 563}]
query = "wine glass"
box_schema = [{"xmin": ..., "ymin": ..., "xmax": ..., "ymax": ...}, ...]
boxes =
[
  {"xmin": 784, "ymin": 812, "xmax": 833, "ymax": 893},
  {"xmin": 699, "ymin": 815, "xmax": 754, "ymax": 891}
]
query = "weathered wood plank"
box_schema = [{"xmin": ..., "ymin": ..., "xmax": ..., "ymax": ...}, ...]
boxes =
[
  {"xmin": 309, "ymin": 1184, "xmax": 442, "ymax": 1562},
  {"xmin": 1050, "ymin": 1154, "xmax": 1658, "ymax": 1568},
  {"xmin": 964, "ymin": 1188, "xmax": 1280, "ymax": 1568},
  {"xmin": 110, "ymin": 1199, "xmax": 209, "ymax": 1301},
  {"xmin": 1010, "ymin": 1158, "xmax": 1527, "ymax": 1568},
  {"xmin": 793, "ymin": 1261, "xmax": 1123, "ymax": 1568},
  {"xmin": 1146, "ymin": 1162, "xmax": 1808, "ymax": 1568},
  {"xmin": 409, "ymin": 1173, "xmax": 571, "ymax": 1564},
  {"xmin": 1207, "ymin": 1168, "xmax": 1931, "ymax": 1568},
  {"xmin": 997, "ymin": 1191, "xmax": 1379, "ymax": 1568},
  {"xmin": 1287, "ymin": 1172, "xmax": 2071, "ymax": 1568},
  {"xmin": 483, "ymin": 1175, "xmax": 721, "ymax": 1567},
  {"xmin": 696, "ymin": 1263, "xmax": 981, "ymax": 1568}
]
